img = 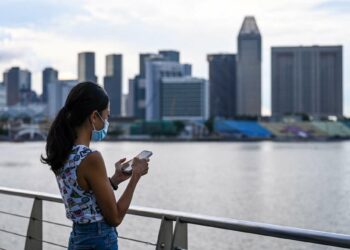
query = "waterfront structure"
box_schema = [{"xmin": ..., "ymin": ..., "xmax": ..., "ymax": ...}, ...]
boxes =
[
  {"xmin": 128, "ymin": 53, "xmax": 157, "ymax": 119},
  {"xmin": 103, "ymin": 54, "xmax": 122, "ymax": 117},
  {"xmin": 128, "ymin": 50, "xmax": 194, "ymax": 120},
  {"xmin": 159, "ymin": 50, "xmax": 180, "ymax": 62},
  {"xmin": 271, "ymin": 46, "xmax": 343, "ymax": 117},
  {"xmin": 0, "ymin": 83, "xmax": 6, "ymax": 108},
  {"xmin": 236, "ymin": 16, "xmax": 262, "ymax": 116},
  {"xmin": 207, "ymin": 54, "xmax": 237, "ymax": 118},
  {"xmin": 42, "ymin": 67, "xmax": 58, "ymax": 103},
  {"xmin": 161, "ymin": 76, "xmax": 208, "ymax": 120},
  {"xmin": 78, "ymin": 52, "xmax": 97, "ymax": 83},
  {"xmin": 47, "ymin": 80, "xmax": 77, "ymax": 119},
  {"xmin": 4, "ymin": 67, "xmax": 31, "ymax": 106},
  {"xmin": 145, "ymin": 57, "xmax": 191, "ymax": 120}
]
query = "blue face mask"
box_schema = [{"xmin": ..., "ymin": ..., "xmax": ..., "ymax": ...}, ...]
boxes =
[{"xmin": 91, "ymin": 112, "xmax": 109, "ymax": 141}]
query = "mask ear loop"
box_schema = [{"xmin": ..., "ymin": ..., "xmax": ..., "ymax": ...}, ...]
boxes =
[
  {"xmin": 96, "ymin": 112, "xmax": 104, "ymax": 122},
  {"xmin": 90, "ymin": 112, "xmax": 99, "ymax": 131},
  {"xmin": 92, "ymin": 123, "xmax": 97, "ymax": 131}
]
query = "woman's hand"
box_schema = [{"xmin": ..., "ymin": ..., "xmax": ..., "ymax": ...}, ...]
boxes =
[
  {"xmin": 110, "ymin": 158, "xmax": 131, "ymax": 186},
  {"xmin": 131, "ymin": 157, "xmax": 149, "ymax": 178}
]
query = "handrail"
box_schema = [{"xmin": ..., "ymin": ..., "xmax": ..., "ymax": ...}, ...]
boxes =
[{"xmin": 1, "ymin": 186, "xmax": 350, "ymax": 249}]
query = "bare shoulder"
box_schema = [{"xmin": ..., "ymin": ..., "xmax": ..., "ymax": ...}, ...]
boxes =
[
  {"xmin": 84, "ymin": 150, "xmax": 103, "ymax": 164},
  {"xmin": 80, "ymin": 150, "xmax": 106, "ymax": 175}
]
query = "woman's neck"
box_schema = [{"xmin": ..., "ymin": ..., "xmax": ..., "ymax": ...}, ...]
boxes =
[{"xmin": 74, "ymin": 125, "xmax": 91, "ymax": 147}]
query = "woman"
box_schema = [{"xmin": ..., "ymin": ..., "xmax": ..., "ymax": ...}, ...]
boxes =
[{"xmin": 41, "ymin": 81, "xmax": 149, "ymax": 249}]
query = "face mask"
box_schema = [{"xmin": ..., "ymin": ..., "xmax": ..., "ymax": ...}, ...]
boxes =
[{"xmin": 91, "ymin": 112, "xmax": 109, "ymax": 141}]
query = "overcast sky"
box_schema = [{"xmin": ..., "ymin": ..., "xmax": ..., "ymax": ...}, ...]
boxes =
[{"xmin": 0, "ymin": 0, "xmax": 349, "ymax": 115}]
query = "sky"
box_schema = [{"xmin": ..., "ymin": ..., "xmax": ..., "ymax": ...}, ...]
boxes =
[{"xmin": 0, "ymin": 0, "xmax": 349, "ymax": 115}]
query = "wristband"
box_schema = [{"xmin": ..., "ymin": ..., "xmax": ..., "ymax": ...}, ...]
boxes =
[{"xmin": 108, "ymin": 177, "xmax": 118, "ymax": 190}]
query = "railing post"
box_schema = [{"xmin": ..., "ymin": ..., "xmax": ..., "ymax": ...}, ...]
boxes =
[
  {"xmin": 156, "ymin": 216, "xmax": 173, "ymax": 250},
  {"xmin": 25, "ymin": 198, "xmax": 43, "ymax": 250},
  {"xmin": 171, "ymin": 217, "xmax": 188, "ymax": 250}
]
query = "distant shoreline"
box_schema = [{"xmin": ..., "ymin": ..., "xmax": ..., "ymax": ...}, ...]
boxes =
[{"xmin": 1, "ymin": 136, "xmax": 350, "ymax": 143}]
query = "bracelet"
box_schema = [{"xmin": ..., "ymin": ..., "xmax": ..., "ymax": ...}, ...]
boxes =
[{"xmin": 108, "ymin": 177, "xmax": 118, "ymax": 190}]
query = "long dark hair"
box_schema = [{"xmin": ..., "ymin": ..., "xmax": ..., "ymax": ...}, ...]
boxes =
[{"xmin": 41, "ymin": 81, "xmax": 109, "ymax": 173}]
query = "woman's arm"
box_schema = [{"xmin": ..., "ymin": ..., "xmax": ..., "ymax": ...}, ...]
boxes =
[
  {"xmin": 110, "ymin": 158, "xmax": 131, "ymax": 186},
  {"xmin": 81, "ymin": 152, "xmax": 148, "ymax": 226}
]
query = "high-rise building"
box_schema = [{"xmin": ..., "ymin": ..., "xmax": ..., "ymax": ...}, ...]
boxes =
[
  {"xmin": 139, "ymin": 53, "xmax": 157, "ymax": 78},
  {"xmin": 237, "ymin": 16, "xmax": 262, "ymax": 116},
  {"xmin": 103, "ymin": 54, "xmax": 122, "ymax": 117},
  {"xmin": 159, "ymin": 50, "xmax": 180, "ymax": 62},
  {"xmin": 161, "ymin": 76, "xmax": 208, "ymax": 120},
  {"xmin": 47, "ymin": 80, "xmax": 77, "ymax": 119},
  {"xmin": 4, "ymin": 67, "xmax": 31, "ymax": 106},
  {"xmin": 129, "ymin": 75, "xmax": 146, "ymax": 119},
  {"xmin": 126, "ymin": 79, "xmax": 135, "ymax": 117},
  {"xmin": 145, "ymin": 58, "xmax": 190, "ymax": 120},
  {"xmin": 78, "ymin": 52, "xmax": 97, "ymax": 83},
  {"xmin": 122, "ymin": 94, "xmax": 128, "ymax": 117},
  {"xmin": 42, "ymin": 67, "xmax": 58, "ymax": 103},
  {"xmin": 207, "ymin": 54, "xmax": 237, "ymax": 118},
  {"xmin": 130, "ymin": 53, "xmax": 159, "ymax": 119},
  {"xmin": 271, "ymin": 46, "xmax": 343, "ymax": 117},
  {"xmin": 0, "ymin": 83, "xmax": 6, "ymax": 108},
  {"xmin": 19, "ymin": 70, "xmax": 31, "ymax": 91},
  {"xmin": 129, "ymin": 51, "xmax": 188, "ymax": 120}
]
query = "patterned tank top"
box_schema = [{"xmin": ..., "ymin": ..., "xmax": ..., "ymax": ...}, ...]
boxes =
[{"xmin": 55, "ymin": 144, "xmax": 104, "ymax": 224}]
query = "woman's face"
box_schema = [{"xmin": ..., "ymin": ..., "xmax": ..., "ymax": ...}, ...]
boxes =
[{"xmin": 92, "ymin": 107, "xmax": 110, "ymax": 131}]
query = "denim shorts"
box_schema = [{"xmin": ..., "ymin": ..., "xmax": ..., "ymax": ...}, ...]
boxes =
[{"xmin": 68, "ymin": 220, "xmax": 118, "ymax": 250}]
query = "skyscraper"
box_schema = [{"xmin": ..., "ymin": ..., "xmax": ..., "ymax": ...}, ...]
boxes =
[
  {"xmin": 42, "ymin": 67, "xmax": 58, "ymax": 103},
  {"xmin": 126, "ymin": 79, "xmax": 135, "ymax": 117},
  {"xmin": 103, "ymin": 54, "xmax": 122, "ymax": 117},
  {"xmin": 139, "ymin": 53, "xmax": 157, "ymax": 78},
  {"xmin": 161, "ymin": 76, "xmax": 208, "ymax": 120},
  {"xmin": 237, "ymin": 16, "xmax": 262, "ymax": 116},
  {"xmin": 145, "ymin": 58, "xmax": 190, "ymax": 120},
  {"xmin": 207, "ymin": 54, "xmax": 237, "ymax": 118},
  {"xmin": 4, "ymin": 67, "xmax": 31, "ymax": 106},
  {"xmin": 271, "ymin": 46, "xmax": 343, "ymax": 117},
  {"xmin": 130, "ymin": 53, "xmax": 159, "ymax": 119},
  {"xmin": 129, "ymin": 51, "xmax": 189, "ymax": 120},
  {"xmin": 78, "ymin": 52, "xmax": 97, "ymax": 83},
  {"xmin": 0, "ymin": 83, "xmax": 6, "ymax": 108},
  {"xmin": 47, "ymin": 80, "xmax": 77, "ymax": 119},
  {"xmin": 159, "ymin": 50, "xmax": 180, "ymax": 62}
]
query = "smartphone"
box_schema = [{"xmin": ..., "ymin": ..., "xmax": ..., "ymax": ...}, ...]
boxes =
[{"xmin": 122, "ymin": 150, "xmax": 153, "ymax": 174}]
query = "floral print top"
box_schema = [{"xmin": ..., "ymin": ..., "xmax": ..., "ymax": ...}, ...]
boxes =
[{"xmin": 55, "ymin": 145, "xmax": 104, "ymax": 224}]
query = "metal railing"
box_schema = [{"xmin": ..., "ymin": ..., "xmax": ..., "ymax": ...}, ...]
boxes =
[{"xmin": 1, "ymin": 186, "xmax": 350, "ymax": 249}]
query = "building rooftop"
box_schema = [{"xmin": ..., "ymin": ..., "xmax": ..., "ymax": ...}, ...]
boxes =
[{"xmin": 239, "ymin": 16, "xmax": 260, "ymax": 36}]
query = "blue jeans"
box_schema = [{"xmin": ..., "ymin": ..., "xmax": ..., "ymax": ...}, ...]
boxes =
[{"xmin": 68, "ymin": 220, "xmax": 118, "ymax": 250}]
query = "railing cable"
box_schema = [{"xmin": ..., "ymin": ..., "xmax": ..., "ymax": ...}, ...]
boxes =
[
  {"xmin": 0, "ymin": 228, "xmax": 67, "ymax": 248},
  {"xmin": 0, "ymin": 210, "xmax": 30, "ymax": 220},
  {"xmin": 118, "ymin": 235, "xmax": 157, "ymax": 246},
  {"xmin": 0, "ymin": 210, "xmax": 157, "ymax": 247},
  {"xmin": 0, "ymin": 226, "xmax": 156, "ymax": 248}
]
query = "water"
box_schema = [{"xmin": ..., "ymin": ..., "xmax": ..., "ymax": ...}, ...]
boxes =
[{"xmin": 1, "ymin": 141, "xmax": 350, "ymax": 250}]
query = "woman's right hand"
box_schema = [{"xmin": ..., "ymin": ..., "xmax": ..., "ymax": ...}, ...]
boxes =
[{"xmin": 131, "ymin": 157, "xmax": 149, "ymax": 178}]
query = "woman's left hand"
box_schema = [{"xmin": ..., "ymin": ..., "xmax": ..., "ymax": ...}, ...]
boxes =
[{"xmin": 111, "ymin": 158, "xmax": 131, "ymax": 185}]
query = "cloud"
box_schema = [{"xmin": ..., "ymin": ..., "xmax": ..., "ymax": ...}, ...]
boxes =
[
  {"xmin": 0, "ymin": 50, "xmax": 22, "ymax": 62},
  {"xmin": 0, "ymin": 0, "xmax": 85, "ymax": 28},
  {"xmin": 0, "ymin": 0, "xmax": 349, "ymax": 115},
  {"xmin": 312, "ymin": 0, "xmax": 350, "ymax": 14}
]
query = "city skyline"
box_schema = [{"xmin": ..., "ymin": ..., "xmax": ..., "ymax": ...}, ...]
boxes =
[{"xmin": 0, "ymin": 0, "xmax": 349, "ymax": 115}]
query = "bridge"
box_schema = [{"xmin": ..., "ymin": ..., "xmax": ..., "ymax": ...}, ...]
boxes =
[{"xmin": 9, "ymin": 124, "xmax": 47, "ymax": 141}]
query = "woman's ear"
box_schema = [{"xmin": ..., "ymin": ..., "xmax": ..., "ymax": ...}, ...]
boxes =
[{"xmin": 89, "ymin": 110, "xmax": 98, "ymax": 126}]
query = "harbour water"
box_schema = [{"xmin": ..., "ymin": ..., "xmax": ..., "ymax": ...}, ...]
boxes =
[{"xmin": 1, "ymin": 141, "xmax": 350, "ymax": 250}]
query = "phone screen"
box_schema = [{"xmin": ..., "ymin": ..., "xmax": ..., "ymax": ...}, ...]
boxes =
[
  {"xmin": 137, "ymin": 150, "xmax": 153, "ymax": 159},
  {"xmin": 122, "ymin": 150, "xmax": 152, "ymax": 174}
]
